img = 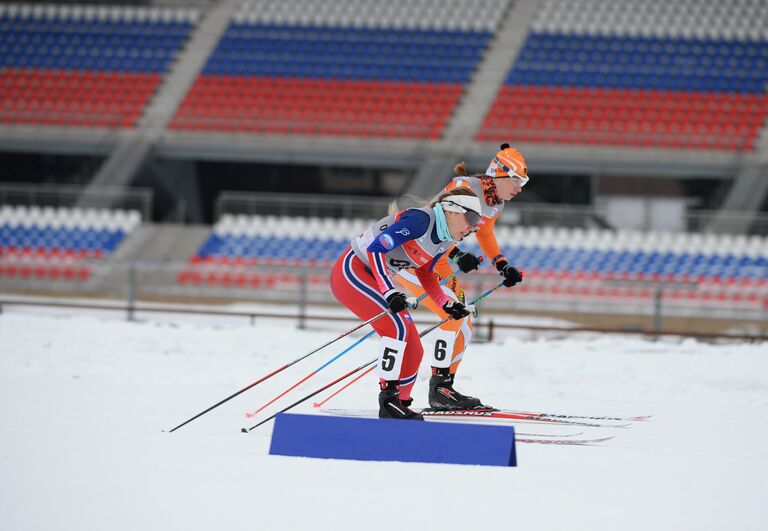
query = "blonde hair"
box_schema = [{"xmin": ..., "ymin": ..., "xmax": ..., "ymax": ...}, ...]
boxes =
[{"xmin": 388, "ymin": 194, "xmax": 425, "ymax": 215}]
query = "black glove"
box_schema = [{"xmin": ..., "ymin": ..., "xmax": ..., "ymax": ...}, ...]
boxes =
[
  {"xmin": 451, "ymin": 250, "xmax": 481, "ymax": 273},
  {"xmin": 442, "ymin": 300, "xmax": 471, "ymax": 320},
  {"xmin": 496, "ymin": 260, "xmax": 523, "ymax": 287},
  {"xmin": 386, "ymin": 291, "xmax": 409, "ymax": 313}
]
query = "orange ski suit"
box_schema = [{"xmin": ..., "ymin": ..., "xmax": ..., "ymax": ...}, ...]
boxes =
[{"xmin": 398, "ymin": 179, "xmax": 506, "ymax": 374}]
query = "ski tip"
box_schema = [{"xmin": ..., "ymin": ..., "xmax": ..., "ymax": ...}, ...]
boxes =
[
  {"xmin": 580, "ymin": 435, "xmax": 615, "ymax": 444},
  {"xmin": 631, "ymin": 415, "xmax": 653, "ymax": 421},
  {"xmin": 312, "ymin": 402, "xmax": 321, "ymax": 408},
  {"xmin": 244, "ymin": 412, "xmax": 254, "ymax": 419},
  {"xmin": 570, "ymin": 435, "xmax": 615, "ymax": 445},
  {"xmin": 515, "ymin": 435, "xmax": 615, "ymax": 445},
  {"xmin": 240, "ymin": 427, "xmax": 248, "ymax": 434}
]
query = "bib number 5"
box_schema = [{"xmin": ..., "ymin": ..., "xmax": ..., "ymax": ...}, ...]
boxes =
[{"xmin": 376, "ymin": 337, "xmax": 407, "ymax": 380}]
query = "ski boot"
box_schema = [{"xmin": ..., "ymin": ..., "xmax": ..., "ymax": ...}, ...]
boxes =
[
  {"xmin": 427, "ymin": 368, "xmax": 491, "ymax": 410},
  {"xmin": 378, "ymin": 381, "xmax": 423, "ymax": 420}
]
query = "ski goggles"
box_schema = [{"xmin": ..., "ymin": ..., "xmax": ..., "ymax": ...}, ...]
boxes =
[
  {"xmin": 441, "ymin": 200, "xmax": 482, "ymax": 227},
  {"xmin": 493, "ymin": 157, "xmax": 529, "ymax": 187}
]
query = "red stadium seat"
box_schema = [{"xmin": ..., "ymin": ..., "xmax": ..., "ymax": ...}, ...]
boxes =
[
  {"xmin": 1, "ymin": 70, "xmax": 160, "ymax": 128},
  {"xmin": 170, "ymin": 76, "xmax": 463, "ymax": 139},
  {"xmin": 477, "ymin": 86, "xmax": 768, "ymax": 151}
]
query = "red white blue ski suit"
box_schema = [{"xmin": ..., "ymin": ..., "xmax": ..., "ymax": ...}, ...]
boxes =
[{"xmin": 330, "ymin": 207, "xmax": 458, "ymax": 401}]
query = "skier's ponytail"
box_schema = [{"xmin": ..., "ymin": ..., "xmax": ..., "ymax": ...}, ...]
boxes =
[
  {"xmin": 388, "ymin": 194, "xmax": 428, "ymax": 215},
  {"xmin": 453, "ymin": 161, "xmax": 469, "ymax": 176}
]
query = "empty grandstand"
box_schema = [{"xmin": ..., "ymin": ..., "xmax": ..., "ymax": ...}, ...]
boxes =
[
  {"xmin": 1, "ymin": 0, "xmax": 767, "ymax": 337},
  {"xmin": 1, "ymin": 3, "xmax": 197, "ymax": 127},
  {"xmin": 479, "ymin": 0, "xmax": 768, "ymax": 150}
]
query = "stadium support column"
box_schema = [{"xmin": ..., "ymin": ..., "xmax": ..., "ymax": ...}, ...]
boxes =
[
  {"xmin": 407, "ymin": 0, "xmax": 538, "ymax": 198},
  {"xmin": 79, "ymin": 0, "xmax": 241, "ymax": 205},
  {"xmin": 708, "ymin": 161, "xmax": 768, "ymax": 234}
]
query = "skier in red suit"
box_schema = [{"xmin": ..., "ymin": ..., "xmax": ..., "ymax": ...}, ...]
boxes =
[{"xmin": 330, "ymin": 188, "xmax": 483, "ymax": 419}]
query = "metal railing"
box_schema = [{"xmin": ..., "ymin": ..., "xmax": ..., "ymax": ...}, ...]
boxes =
[
  {"xmin": 216, "ymin": 191, "xmax": 393, "ymax": 221},
  {"xmin": 687, "ymin": 209, "xmax": 768, "ymax": 235},
  {"xmin": 0, "ymin": 259, "xmax": 766, "ymax": 338},
  {"xmin": 1, "ymin": 295, "xmax": 764, "ymax": 343},
  {"xmin": 215, "ymin": 190, "xmax": 768, "ymax": 234},
  {"xmin": 501, "ymin": 202, "xmax": 609, "ymax": 229},
  {"xmin": 216, "ymin": 191, "xmax": 609, "ymax": 227},
  {"xmin": 0, "ymin": 182, "xmax": 153, "ymax": 221}
]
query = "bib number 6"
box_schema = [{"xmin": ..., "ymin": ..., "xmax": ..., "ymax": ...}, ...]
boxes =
[
  {"xmin": 430, "ymin": 330, "xmax": 457, "ymax": 369},
  {"xmin": 434, "ymin": 339, "xmax": 448, "ymax": 361}
]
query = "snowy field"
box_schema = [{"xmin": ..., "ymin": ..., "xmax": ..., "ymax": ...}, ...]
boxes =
[{"xmin": 1, "ymin": 309, "xmax": 767, "ymax": 531}]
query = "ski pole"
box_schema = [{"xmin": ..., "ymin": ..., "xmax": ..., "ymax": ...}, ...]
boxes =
[
  {"xmin": 312, "ymin": 279, "xmax": 510, "ymax": 408},
  {"xmin": 243, "ymin": 280, "xmax": 508, "ymax": 431},
  {"xmin": 242, "ymin": 358, "xmax": 378, "ymax": 432},
  {"xmin": 420, "ymin": 280, "xmax": 507, "ymax": 336},
  {"xmin": 244, "ymin": 329, "xmax": 377, "ymax": 418},
  {"xmin": 166, "ymin": 314, "xmax": 386, "ymax": 433},
  {"xmin": 312, "ymin": 365, "xmax": 375, "ymax": 408},
  {"xmin": 242, "ymin": 272, "xmax": 461, "ymax": 418},
  {"xmin": 168, "ymin": 270, "xmax": 458, "ymax": 432}
]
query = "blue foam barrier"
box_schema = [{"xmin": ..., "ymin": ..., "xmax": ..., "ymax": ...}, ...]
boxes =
[{"xmin": 269, "ymin": 413, "xmax": 516, "ymax": 467}]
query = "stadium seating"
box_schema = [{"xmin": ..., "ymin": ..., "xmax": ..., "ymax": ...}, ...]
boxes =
[
  {"xmin": 3, "ymin": 0, "xmax": 765, "ymax": 148},
  {"xmin": 0, "ymin": 3, "xmax": 196, "ymax": 127},
  {"xmin": 177, "ymin": 214, "xmax": 370, "ymax": 288},
  {"xmin": 170, "ymin": 0, "xmax": 507, "ymax": 138},
  {"xmin": 180, "ymin": 214, "xmax": 768, "ymax": 310},
  {"xmin": 478, "ymin": 0, "xmax": 768, "ymax": 150},
  {"xmin": 0, "ymin": 205, "xmax": 141, "ymax": 281}
]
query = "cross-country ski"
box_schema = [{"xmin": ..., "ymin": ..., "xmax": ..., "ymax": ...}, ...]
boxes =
[{"xmin": 320, "ymin": 408, "xmax": 632, "ymax": 429}]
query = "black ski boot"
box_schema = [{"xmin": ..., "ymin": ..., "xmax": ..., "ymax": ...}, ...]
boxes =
[
  {"xmin": 428, "ymin": 368, "xmax": 489, "ymax": 410},
  {"xmin": 378, "ymin": 382, "xmax": 423, "ymax": 420}
]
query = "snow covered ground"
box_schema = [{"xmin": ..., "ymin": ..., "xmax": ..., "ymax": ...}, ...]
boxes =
[{"xmin": 1, "ymin": 310, "xmax": 767, "ymax": 531}]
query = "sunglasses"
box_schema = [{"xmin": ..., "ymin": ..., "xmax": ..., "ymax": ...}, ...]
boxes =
[
  {"xmin": 443, "ymin": 199, "xmax": 482, "ymax": 227},
  {"xmin": 463, "ymin": 209, "xmax": 482, "ymax": 227},
  {"xmin": 494, "ymin": 157, "xmax": 529, "ymax": 187}
]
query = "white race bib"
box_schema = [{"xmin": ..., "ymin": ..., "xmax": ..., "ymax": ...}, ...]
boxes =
[
  {"xmin": 376, "ymin": 336, "xmax": 407, "ymax": 381},
  {"xmin": 429, "ymin": 330, "xmax": 457, "ymax": 369}
]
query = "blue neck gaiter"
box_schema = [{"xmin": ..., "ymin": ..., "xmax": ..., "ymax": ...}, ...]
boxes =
[{"xmin": 433, "ymin": 204, "xmax": 452, "ymax": 242}]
